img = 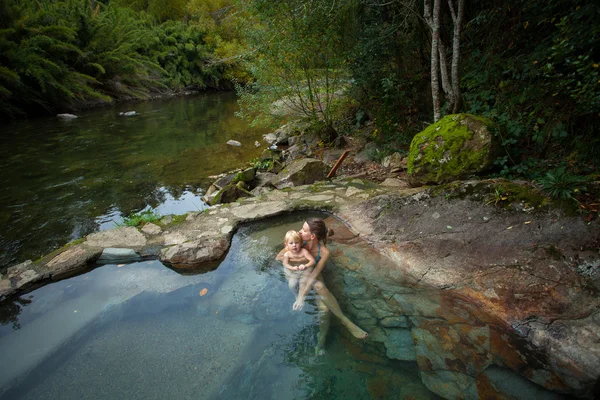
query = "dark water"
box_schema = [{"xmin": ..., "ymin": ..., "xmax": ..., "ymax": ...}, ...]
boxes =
[
  {"xmin": 0, "ymin": 93, "xmax": 268, "ymax": 270},
  {"xmin": 0, "ymin": 216, "xmax": 439, "ymax": 400}
]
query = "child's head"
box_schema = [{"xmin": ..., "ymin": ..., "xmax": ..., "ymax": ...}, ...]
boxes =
[{"xmin": 284, "ymin": 230, "xmax": 302, "ymax": 251}]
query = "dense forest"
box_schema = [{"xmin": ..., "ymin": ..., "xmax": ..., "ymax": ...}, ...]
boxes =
[{"xmin": 1, "ymin": 0, "xmax": 598, "ymax": 185}]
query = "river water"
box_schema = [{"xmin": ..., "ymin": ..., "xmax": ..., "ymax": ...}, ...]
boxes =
[{"xmin": 0, "ymin": 93, "xmax": 268, "ymax": 271}]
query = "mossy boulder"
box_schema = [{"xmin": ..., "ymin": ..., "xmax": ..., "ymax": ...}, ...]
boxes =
[
  {"xmin": 407, "ymin": 114, "xmax": 499, "ymax": 186},
  {"xmin": 205, "ymin": 181, "xmax": 252, "ymax": 205}
]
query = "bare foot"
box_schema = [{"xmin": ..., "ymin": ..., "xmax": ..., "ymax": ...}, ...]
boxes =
[
  {"xmin": 348, "ymin": 324, "xmax": 368, "ymax": 339},
  {"xmin": 315, "ymin": 346, "xmax": 327, "ymax": 356}
]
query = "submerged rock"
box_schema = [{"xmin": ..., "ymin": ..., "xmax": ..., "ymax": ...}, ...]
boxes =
[
  {"xmin": 56, "ymin": 113, "xmax": 78, "ymax": 120},
  {"xmin": 97, "ymin": 248, "xmax": 141, "ymax": 263}
]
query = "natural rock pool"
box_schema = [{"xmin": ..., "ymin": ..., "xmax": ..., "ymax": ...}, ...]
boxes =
[{"xmin": 0, "ymin": 213, "xmax": 572, "ymax": 399}]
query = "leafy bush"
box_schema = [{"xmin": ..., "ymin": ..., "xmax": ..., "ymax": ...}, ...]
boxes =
[{"xmin": 536, "ymin": 167, "xmax": 588, "ymax": 200}]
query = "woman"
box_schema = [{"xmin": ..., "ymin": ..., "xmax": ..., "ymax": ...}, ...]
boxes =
[{"xmin": 278, "ymin": 218, "xmax": 367, "ymax": 354}]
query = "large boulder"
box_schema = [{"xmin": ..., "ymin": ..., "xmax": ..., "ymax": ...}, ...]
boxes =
[
  {"xmin": 202, "ymin": 168, "xmax": 256, "ymax": 205},
  {"xmin": 270, "ymin": 158, "xmax": 330, "ymax": 189},
  {"xmin": 407, "ymin": 114, "xmax": 499, "ymax": 185},
  {"xmin": 205, "ymin": 181, "xmax": 252, "ymax": 206}
]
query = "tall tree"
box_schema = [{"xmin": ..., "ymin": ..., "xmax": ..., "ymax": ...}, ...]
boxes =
[{"xmin": 423, "ymin": 0, "xmax": 465, "ymax": 121}]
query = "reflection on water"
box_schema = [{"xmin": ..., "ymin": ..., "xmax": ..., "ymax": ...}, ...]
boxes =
[
  {"xmin": 0, "ymin": 215, "xmax": 439, "ymax": 400},
  {"xmin": 0, "ymin": 93, "xmax": 268, "ymax": 270}
]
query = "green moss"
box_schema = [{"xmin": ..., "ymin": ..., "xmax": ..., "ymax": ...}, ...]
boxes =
[
  {"xmin": 232, "ymin": 171, "xmax": 244, "ymax": 184},
  {"xmin": 169, "ymin": 214, "xmax": 188, "ymax": 226},
  {"xmin": 34, "ymin": 237, "xmax": 86, "ymax": 264},
  {"xmin": 407, "ymin": 114, "xmax": 496, "ymax": 184}
]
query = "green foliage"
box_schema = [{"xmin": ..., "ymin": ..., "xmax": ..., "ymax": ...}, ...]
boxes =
[
  {"xmin": 536, "ymin": 166, "xmax": 588, "ymax": 200},
  {"xmin": 344, "ymin": 1, "xmax": 427, "ymax": 147},
  {"xmin": 237, "ymin": 0, "xmax": 353, "ymax": 127},
  {"xmin": 120, "ymin": 208, "xmax": 162, "ymax": 227},
  {"xmin": 462, "ymin": 0, "xmax": 600, "ymax": 176},
  {"xmin": 0, "ymin": 0, "xmax": 249, "ymax": 118},
  {"xmin": 146, "ymin": 21, "xmax": 214, "ymax": 89},
  {"xmin": 249, "ymin": 156, "xmax": 273, "ymax": 171}
]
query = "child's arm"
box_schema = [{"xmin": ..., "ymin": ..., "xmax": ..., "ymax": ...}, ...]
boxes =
[
  {"xmin": 282, "ymin": 253, "xmax": 298, "ymax": 271},
  {"xmin": 300, "ymin": 248, "xmax": 316, "ymax": 269}
]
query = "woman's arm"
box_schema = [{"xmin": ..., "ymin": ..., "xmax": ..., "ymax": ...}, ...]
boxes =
[
  {"xmin": 275, "ymin": 247, "xmax": 286, "ymax": 261},
  {"xmin": 297, "ymin": 245, "xmax": 329, "ymax": 298},
  {"xmin": 300, "ymin": 248, "xmax": 316, "ymax": 269}
]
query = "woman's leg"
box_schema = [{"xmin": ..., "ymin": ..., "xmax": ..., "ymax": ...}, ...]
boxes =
[
  {"xmin": 315, "ymin": 298, "xmax": 330, "ymax": 355},
  {"xmin": 284, "ymin": 269, "xmax": 299, "ymax": 299},
  {"xmin": 313, "ymin": 276, "xmax": 367, "ymax": 339}
]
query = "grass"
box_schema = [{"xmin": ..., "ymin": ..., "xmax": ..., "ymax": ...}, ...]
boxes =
[{"xmin": 119, "ymin": 209, "xmax": 162, "ymax": 227}]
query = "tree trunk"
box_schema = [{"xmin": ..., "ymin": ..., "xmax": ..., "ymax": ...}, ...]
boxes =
[
  {"xmin": 438, "ymin": 40, "xmax": 454, "ymax": 112},
  {"xmin": 424, "ymin": 0, "xmax": 442, "ymax": 122},
  {"xmin": 449, "ymin": 0, "xmax": 465, "ymax": 113}
]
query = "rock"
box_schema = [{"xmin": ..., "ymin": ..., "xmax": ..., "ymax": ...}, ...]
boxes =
[
  {"xmin": 407, "ymin": 113, "xmax": 499, "ymax": 185},
  {"xmin": 354, "ymin": 142, "xmax": 380, "ymax": 164},
  {"xmin": 86, "ymin": 226, "xmax": 147, "ymax": 248},
  {"xmin": 205, "ymin": 181, "xmax": 252, "ymax": 206},
  {"xmin": 56, "ymin": 113, "xmax": 78, "ymax": 120},
  {"xmin": 227, "ymin": 140, "xmax": 242, "ymax": 147},
  {"xmin": 270, "ymin": 158, "xmax": 329, "ymax": 189},
  {"xmin": 234, "ymin": 167, "xmax": 256, "ymax": 184},
  {"xmin": 252, "ymin": 172, "xmax": 277, "ymax": 188},
  {"xmin": 97, "ymin": 248, "xmax": 141, "ymax": 263},
  {"xmin": 380, "ymin": 316, "xmax": 410, "ymax": 328},
  {"xmin": 0, "ymin": 279, "xmax": 13, "ymax": 299},
  {"xmin": 119, "ymin": 111, "xmax": 137, "ymax": 116},
  {"xmin": 250, "ymin": 186, "xmax": 274, "ymax": 197},
  {"xmin": 45, "ymin": 245, "xmax": 103, "ymax": 279},
  {"xmin": 323, "ymin": 149, "xmax": 346, "ymax": 164},
  {"xmin": 383, "ymin": 328, "xmax": 416, "ymax": 361},
  {"xmin": 160, "ymin": 237, "xmax": 230, "ymax": 267},
  {"xmin": 282, "ymin": 143, "xmax": 311, "ymax": 162},
  {"xmin": 382, "ymin": 152, "xmax": 404, "ymax": 169},
  {"xmin": 273, "ymin": 122, "xmax": 304, "ymax": 145},
  {"xmin": 262, "ymin": 133, "xmax": 277, "ymax": 145},
  {"xmin": 205, "ymin": 184, "xmax": 219, "ymax": 198},
  {"xmin": 160, "ymin": 215, "xmax": 173, "ymax": 225},
  {"xmin": 260, "ymin": 148, "xmax": 282, "ymax": 161},
  {"xmin": 288, "ymin": 135, "xmax": 298, "ymax": 146},
  {"xmin": 380, "ymin": 178, "xmax": 408, "ymax": 188},
  {"xmin": 141, "ymin": 223, "xmax": 162, "ymax": 235},
  {"xmin": 254, "ymin": 141, "xmax": 261, "ymax": 147}
]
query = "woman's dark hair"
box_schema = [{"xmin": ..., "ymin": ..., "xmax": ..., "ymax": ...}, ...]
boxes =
[{"xmin": 306, "ymin": 218, "xmax": 334, "ymax": 245}]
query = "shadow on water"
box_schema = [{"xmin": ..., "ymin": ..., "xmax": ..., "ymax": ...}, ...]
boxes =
[
  {"xmin": 0, "ymin": 93, "xmax": 269, "ymax": 271},
  {"xmin": 0, "ymin": 298, "xmax": 31, "ymax": 331}
]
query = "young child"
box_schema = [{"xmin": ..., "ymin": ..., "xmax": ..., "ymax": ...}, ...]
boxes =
[{"xmin": 281, "ymin": 230, "xmax": 316, "ymax": 296}]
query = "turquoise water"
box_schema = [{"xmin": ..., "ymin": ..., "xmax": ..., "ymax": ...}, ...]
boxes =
[
  {"xmin": 0, "ymin": 217, "xmax": 438, "ymax": 400},
  {"xmin": 0, "ymin": 213, "xmax": 573, "ymax": 399},
  {"xmin": 0, "ymin": 93, "xmax": 268, "ymax": 271}
]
